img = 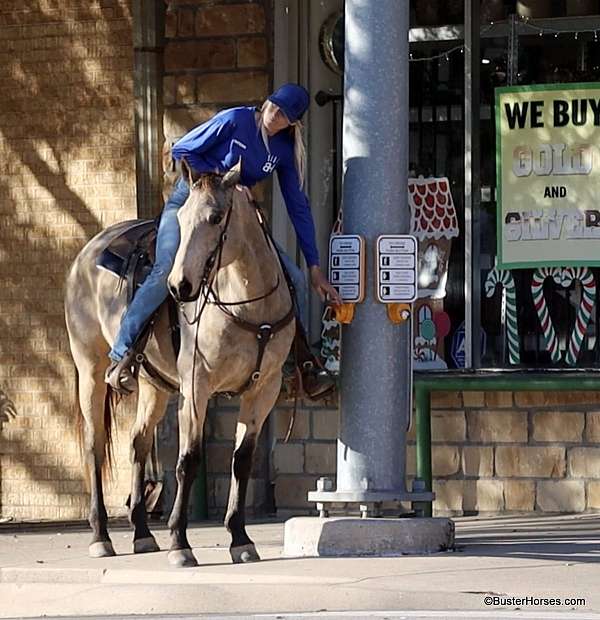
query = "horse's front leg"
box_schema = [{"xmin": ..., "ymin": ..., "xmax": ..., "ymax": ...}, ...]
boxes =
[
  {"xmin": 225, "ymin": 374, "xmax": 281, "ymax": 563},
  {"xmin": 129, "ymin": 379, "xmax": 169, "ymax": 553},
  {"xmin": 166, "ymin": 377, "xmax": 208, "ymax": 567}
]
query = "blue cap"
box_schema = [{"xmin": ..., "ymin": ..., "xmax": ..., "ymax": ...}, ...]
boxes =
[{"xmin": 268, "ymin": 83, "xmax": 310, "ymax": 123}]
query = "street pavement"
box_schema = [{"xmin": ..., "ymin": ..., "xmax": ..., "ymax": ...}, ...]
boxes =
[{"xmin": 1, "ymin": 513, "xmax": 599, "ymax": 618}]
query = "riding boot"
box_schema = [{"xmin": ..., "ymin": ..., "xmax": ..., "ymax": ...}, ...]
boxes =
[
  {"xmin": 105, "ymin": 351, "xmax": 139, "ymax": 396},
  {"xmin": 294, "ymin": 323, "xmax": 337, "ymax": 402}
]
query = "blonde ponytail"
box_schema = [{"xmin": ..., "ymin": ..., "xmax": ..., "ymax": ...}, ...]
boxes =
[{"xmin": 292, "ymin": 120, "xmax": 306, "ymax": 188}]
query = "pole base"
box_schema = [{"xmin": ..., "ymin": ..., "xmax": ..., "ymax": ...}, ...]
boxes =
[
  {"xmin": 308, "ymin": 489, "xmax": 434, "ymax": 503},
  {"xmin": 283, "ymin": 516, "xmax": 454, "ymax": 557}
]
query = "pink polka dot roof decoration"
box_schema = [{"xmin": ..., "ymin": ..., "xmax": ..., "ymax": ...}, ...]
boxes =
[{"xmin": 408, "ymin": 176, "xmax": 459, "ymax": 241}]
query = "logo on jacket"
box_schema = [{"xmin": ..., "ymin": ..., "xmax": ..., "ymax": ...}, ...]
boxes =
[{"xmin": 262, "ymin": 154, "xmax": 279, "ymax": 174}]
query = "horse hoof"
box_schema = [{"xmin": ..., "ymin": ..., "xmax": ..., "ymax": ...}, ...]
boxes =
[
  {"xmin": 89, "ymin": 541, "xmax": 116, "ymax": 558},
  {"xmin": 133, "ymin": 536, "xmax": 160, "ymax": 554},
  {"xmin": 168, "ymin": 548, "xmax": 198, "ymax": 568},
  {"xmin": 230, "ymin": 543, "xmax": 260, "ymax": 563}
]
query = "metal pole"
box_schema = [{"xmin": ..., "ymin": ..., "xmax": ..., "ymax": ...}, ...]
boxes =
[
  {"xmin": 337, "ymin": 0, "xmax": 410, "ymax": 496},
  {"xmin": 464, "ymin": 0, "xmax": 480, "ymax": 368},
  {"xmin": 132, "ymin": 0, "xmax": 164, "ymax": 219}
]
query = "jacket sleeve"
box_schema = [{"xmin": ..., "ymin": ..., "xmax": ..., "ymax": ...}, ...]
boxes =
[
  {"xmin": 276, "ymin": 158, "xmax": 320, "ymax": 268},
  {"xmin": 171, "ymin": 112, "xmax": 236, "ymax": 161}
]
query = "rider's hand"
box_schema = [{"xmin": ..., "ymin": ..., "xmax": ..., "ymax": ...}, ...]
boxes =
[{"xmin": 309, "ymin": 265, "xmax": 343, "ymax": 305}]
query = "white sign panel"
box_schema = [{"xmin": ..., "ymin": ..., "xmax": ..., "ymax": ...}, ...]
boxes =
[
  {"xmin": 328, "ymin": 234, "xmax": 365, "ymax": 303},
  {"xmin": 376, "ymin": 235, "xmax": 418, "ymax": 303}
]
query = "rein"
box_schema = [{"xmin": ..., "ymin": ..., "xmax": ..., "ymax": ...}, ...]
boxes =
[{"xmin": 176, "ymin": 189, "xmax": 295, "ymax": 399}]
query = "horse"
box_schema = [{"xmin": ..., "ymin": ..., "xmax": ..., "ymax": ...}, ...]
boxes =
[{"xmin": 64, "ymin": 162, "xmax": 296, "ymax": 567}]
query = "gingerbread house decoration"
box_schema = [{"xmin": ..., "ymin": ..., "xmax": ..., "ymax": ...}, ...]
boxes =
[{"xmin": 408, "ymin": 176, "xmax": 459, "ymax": 369}]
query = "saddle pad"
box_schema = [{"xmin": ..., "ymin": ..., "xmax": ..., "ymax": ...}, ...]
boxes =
[{"xmin": 96, "ymin": 219, "xmax": 157, "ymax": 277}]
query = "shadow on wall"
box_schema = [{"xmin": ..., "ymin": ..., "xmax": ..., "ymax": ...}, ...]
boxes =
[{"xmin": 0, "ymin": 0, "xmax": 136, "ymax": 517}]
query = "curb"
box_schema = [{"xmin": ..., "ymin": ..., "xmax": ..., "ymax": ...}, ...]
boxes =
[{"xmin": 0, "ymin": 566, "xmax": 348, "ymax": 586}]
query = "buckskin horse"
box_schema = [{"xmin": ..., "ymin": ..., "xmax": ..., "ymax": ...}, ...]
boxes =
[{"xmin": 65, "ymin": 162, "xmax": 295, "ymax": 566}]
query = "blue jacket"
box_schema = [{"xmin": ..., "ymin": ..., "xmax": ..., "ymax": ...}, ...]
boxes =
[{"xmin": 171, "ymin": 106, "xmax": 319, "ymax": 267}]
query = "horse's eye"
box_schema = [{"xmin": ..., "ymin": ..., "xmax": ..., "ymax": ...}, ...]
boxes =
[{"xmin": 208, "ymin": 212, "xmax": 223, "ymax": 226}]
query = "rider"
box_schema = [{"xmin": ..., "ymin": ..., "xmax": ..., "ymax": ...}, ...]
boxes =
[{"xmin": 105, "ymin": 83, "xmax": 342, "ymax": 397}]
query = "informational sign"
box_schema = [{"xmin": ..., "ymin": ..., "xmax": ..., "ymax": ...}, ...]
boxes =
[
  {"xmin": 328, "ymin": 234, "xmax": 365, "ymax": 303},
  {"xmin": 376, "ymin": 235, "xmax": 418, "ymax": 303},
  {"xmin": 451, "ymin": 321, "xmax": 487, "ymax": 368},
  {"xmin": 496, "ymin": 82, "xmax": 600, "ymax": 268}
]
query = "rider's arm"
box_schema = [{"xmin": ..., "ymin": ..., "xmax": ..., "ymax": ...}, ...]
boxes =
[
  {"xmin": 276, "ymin": 157, "xmax": 320, "ymax": 268},
  {"xmin": 171, "ymin": 111, "xmax": 236, "ymax": 162}
]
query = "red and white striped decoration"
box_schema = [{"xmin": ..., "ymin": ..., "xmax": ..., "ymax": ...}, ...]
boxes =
[
  {"xmin": 531, "ymin": 267, "xmax": 562, "ymax": 363},
  {"xmin": 560, "ymin": 267, "xmax": 596, "ymax": 366}
]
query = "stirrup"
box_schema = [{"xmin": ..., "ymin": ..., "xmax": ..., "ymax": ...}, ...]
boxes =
[
  {"xmin": 300, "ymin": 364, "xmax": 337, "ymax": 402},
  {"xmin": 105, "ymin": 356, "xmax": 138, "ymax": 395}
]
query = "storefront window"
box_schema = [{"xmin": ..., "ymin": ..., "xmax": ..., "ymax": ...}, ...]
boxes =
[
  {"xmin": 410, "ymin": 8, "xmax": 600, "ymax": 371},
  {"xmin": 409, "ymin": 40, "xmax": 466, "ymax": 369}
]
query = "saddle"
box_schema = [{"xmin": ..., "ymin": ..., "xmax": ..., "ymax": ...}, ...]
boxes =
[
  {"xmin": 97, "ymin": 219, "xmax": 157, "ymax": 302},
  {"xmin": 97, "ymin": 219, "xmax": 180, "ymax": 393}
]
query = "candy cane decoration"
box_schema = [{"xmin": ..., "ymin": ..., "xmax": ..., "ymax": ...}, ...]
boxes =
[
  {"xmin": 561, "ymin": 267, "xmax": 596, "ymax": 366},
  {"xmin": 485, "ymin": 268, "xmax": 520, "ymax": 365},
  {"xmin": 531, "ymin": 267, "xmax": 562, "ymax": 363}
]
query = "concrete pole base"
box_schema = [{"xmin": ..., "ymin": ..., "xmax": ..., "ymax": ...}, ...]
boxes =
[{"xmin": 283, "ymin": 516, "xmax": 455, "ymax": 558}]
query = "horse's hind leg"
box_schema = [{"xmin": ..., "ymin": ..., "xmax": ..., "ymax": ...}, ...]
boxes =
[
  {"xmin": 225, "ymin": 375, "xmax": 281, "ymax": 564},
  {"xmin": 76, "ymin": 359, "xmax": 116, "ymax": 558},
  {"xmin": 129, "ymin": 378, "xmax": 169, "ymax": 553}
]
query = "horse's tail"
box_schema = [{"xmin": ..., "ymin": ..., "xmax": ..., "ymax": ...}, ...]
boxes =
[
  {"xmin": 102, "ymin": 386, "xmax": 117, "ymax": 478},
  {"xmin": 74, "ymin": 364, "xmax": 117, "ymax": 487}
]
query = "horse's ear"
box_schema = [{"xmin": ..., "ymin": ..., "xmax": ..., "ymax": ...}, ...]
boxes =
[
  {"xmin": 181, "ymin": 157, "xmax": 196, "ymax": 186},
  {"xmin": 222, "ymin": 159, "xmax": 242, "ymax": 189}
]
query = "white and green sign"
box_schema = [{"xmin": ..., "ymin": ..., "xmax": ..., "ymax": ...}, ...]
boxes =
[{"xmin": 496, "ymin": 82, "xmax": 600, "ymax": 268}]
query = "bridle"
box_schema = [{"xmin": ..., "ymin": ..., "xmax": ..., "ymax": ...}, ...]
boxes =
[{"xmin": 173, "ymin": 180, "xmax": 296, "ymax": 400}]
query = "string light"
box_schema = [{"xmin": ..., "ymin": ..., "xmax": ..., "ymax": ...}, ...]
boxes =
[
  {"xmin": 408, "ymin": 18, "xmax": 599, "ymax": 64},
  {"xmin": 408, "ymin": 24, "xmax": 497, "ymax": 63},
  {"xmin": 409, "ymin": 44, "xmax": 464, "ymax": 63},
  {"xmin": 514, "ymin": 14, "xmax": 600, "ymax": 39}
]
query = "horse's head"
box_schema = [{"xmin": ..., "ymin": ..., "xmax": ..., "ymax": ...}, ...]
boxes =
[{"xmin": 168, "ymin": 159, "xmax": 241, "ymax": 302}]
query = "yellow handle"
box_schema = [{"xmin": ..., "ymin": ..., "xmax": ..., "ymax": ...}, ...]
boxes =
[
  {"xmin": 387, "ymin": 303, "xmax": 411, "ymax": 324},
  {"xmin": 334, "ymin": 303, "xmax": 355, "ymax": 324}
]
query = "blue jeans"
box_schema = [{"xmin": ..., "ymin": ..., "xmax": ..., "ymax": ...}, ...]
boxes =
[{"xmin": 109, "ymin": 178, "xmax": 308, "ymax": 361}]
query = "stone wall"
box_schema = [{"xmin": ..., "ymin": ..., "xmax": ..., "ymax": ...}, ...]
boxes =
[
  {"xmin": 204, "ymin": 389, "xmax": 600, "ymax": 518},
  {"xmin": 205, "ymin": 396, "xmax": 338, "ymax": 519},
  {"xmin": 415, "ymin": 391, "xmax": 600, "ymax": 515},
  {"xmin": 0, "ymin": 0, "xmax": 137, "ymax": 520}
]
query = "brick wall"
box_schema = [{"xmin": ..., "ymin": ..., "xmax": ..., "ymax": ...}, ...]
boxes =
[
  {"xmin": 162, "ymin": 0, "xmax": 271, "ymax": 153},
  {"xmin": 0, "ymin": 0, "xmax": 276, "ymax": 523},
  {"xmin": 0, "ymin": 0, "xmax": 137, "ymax": 520}
]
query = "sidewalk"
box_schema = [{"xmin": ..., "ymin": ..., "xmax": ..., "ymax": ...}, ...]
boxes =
[{"xmin": 1, "ymin": 513, "xmax": 600, "ymax": 617}]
